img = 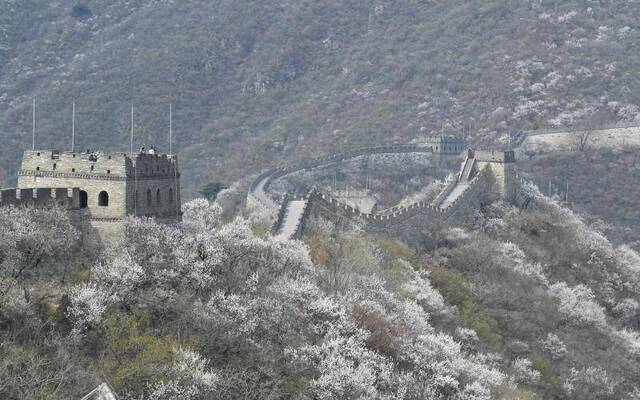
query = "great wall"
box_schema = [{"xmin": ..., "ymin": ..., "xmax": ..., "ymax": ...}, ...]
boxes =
[
  {"xmin": 253, "ymin": 120, "xmax": 640, "ymax": 242},
  {"xmin": 1, "ymin": 120, "xmax": 638, "ymax": 244},
  {"xmin": 0, "ymin": 187, "xmax": 81, "ymax": 209},
  {"xmin": 249, "ymin": 119, "xmax": 640, "ymax": 241},
  {"xmin": 247, "ymin": 141, "xmax": 519, "ymax": 243}
]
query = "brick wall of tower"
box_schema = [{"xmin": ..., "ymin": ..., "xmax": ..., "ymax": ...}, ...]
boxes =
[
  {"xmin": 18, "ymin": 150, "xmax": 129, "ymax": 220},
  {"xmin": 16, "ymin": 150, "xmax": 181, "ymax": 223},
  {"xmin": 474, "ymin": 150, "xmax": 516, "ymax": 201},
  {"xmin": 126, "ymin": 154, "xmax": 181, "ymax": 219},
  {"xmin": 17, "ymin": 175, "xmax": 127, "ymax": 220}
]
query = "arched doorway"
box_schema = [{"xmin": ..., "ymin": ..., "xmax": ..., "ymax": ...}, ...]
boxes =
[{"xmin": 98, "ymin": 191, "xmax": 109, "ymax": 207}]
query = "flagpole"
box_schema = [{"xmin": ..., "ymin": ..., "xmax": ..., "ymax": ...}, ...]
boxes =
[
  {"xmin": 72, "ymin": 101, "xmax": 75, "ymax": 152},
  {"xmin": 130, "ymin": 104, "xmax": 134, "ymax": 155},
  {"xmin": 32, "ymin": 97, "xmax": 36, "ymax": 150},
  {"xmin": 169, "ymin": 103, "xmax": 173, "ymax": 155},
  {"xmin": 132, "ymin": 103, "xmax": 136, "ymax": 216}
]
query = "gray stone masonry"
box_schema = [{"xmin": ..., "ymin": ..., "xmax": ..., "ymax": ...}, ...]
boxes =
[
  {"xmin": 5, "ymin": 149, "xmax": 182, "ymax": 242},
  {"xmin": 250, "ymin": 147, "xmax": 517, "ymax": 243}
]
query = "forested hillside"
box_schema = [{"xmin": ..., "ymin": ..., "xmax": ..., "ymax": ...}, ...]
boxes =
[
  {"xmin": 2, "ymin": 185, "xmax": 640, "ymax": 399},
  {"xmin": 1, "ymin": 0, "xmax": 640, "ymax": 195},
  {"xmin": 2, "ymin": 2, "xmax": 640, "ymax": 399},
  {"xmin": 520, "ymin": 149, "xmax": 640, "ymax": 250}
]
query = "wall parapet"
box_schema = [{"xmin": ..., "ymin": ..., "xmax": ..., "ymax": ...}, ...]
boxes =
[
  {"xmin": 248, "ymin": 142, "xmax": 510, "ymax": 237},
  {"xmin": 272, "ymin": 193, "xmax": 292, "ymax": 235},
  {"xmin": 302, "ymin": 164, "xmax": 493, "ymax": 230},
  {"xmin": 0, "ymin": 187, "xmax": 80, "ymax": 209},
  {"xmin": 525, "ymin": 121, "xmax": 640, "ymax": 137},
  {"xmin": 248, "ymin": 144, "xmax": 436, "ymax": 221}
]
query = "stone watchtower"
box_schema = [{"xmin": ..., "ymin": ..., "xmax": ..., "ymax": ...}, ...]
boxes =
[
  {"xmin": 17, "ymin": 149, "xmax": 181, "ymax": 239},
  {"xmin": 473, "ymin": 150, "xmax": 516, "ymax": 201},
  {"xmin": 427, "ymin": 136, "xmax": 466, "ymax": 156}
]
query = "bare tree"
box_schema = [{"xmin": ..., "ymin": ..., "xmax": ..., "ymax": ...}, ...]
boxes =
[
  {"xmin": 573, "ymin": 126, "xmax": 594, "ymax": 152},
  {"xmin": 0, "ymin": 207, "xmax": 78, "ymax": 299}
]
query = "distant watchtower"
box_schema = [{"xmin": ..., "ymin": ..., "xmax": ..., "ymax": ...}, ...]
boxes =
[
  {"xmin": 427, "ymin": 136, "xmax": 466, "ymax": 156},
  {"xmin": 17, "ymin": 149, "xmax": 181, "ymax": 238}
]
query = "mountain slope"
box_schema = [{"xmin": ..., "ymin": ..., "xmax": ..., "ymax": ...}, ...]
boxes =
[{"xmin": 1, "ymin": 1, "xmax": 639, "ymax": 196}]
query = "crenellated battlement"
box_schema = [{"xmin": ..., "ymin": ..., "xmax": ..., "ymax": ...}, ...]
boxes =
[
  {"xmin": 0, "ymin": 187, "xmax": 80, "ymax": 209},
  {"xmin": 305, "ymin": 165, "xmax": 492, "ymax": 227},
  {"xmin": 19, "ymin": 150, "xmax": 179, "ymax": 181},
  {"xmin": 129, "ymin": 153, "xmax": 179, "ymax": 179},
  {"xmin": 20, "ymin": 150, "xmax": 130, "ymax": 177},
  {"xmin": 426, "ymin": 135, "xmax": 466, "ymax": 155},
  {"xmin": 248, "ymin": 143, "xmax": 515, "ymax": 241},
  {"xmin": 475, "ymin": 150, "xmax": 515, "ymax": 163}
]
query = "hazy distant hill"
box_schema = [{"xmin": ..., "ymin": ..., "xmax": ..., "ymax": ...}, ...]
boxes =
[
  {"xmin": 520, "ymin": 149, "xmax": 640, "ymax": 250},
  {"xmin": 1, "ymin": 1, "xmax": 639, "ymax": 196}
]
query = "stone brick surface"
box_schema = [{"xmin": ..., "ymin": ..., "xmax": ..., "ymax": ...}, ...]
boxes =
[{"xmin": 10, "ymin": 149, "xmax": 181, "ymax": 242}]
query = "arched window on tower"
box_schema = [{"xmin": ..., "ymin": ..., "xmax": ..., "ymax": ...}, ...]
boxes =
[
  {"xmin": 156, "ymin": 188, "xmax": 161, "ymax": 205},
  {"xmin": 147, "ymin": 188, "xmax": 152, "ymax": 206},
  {"xmin": 169, "ymin": 188, "xmax": 174, "ymax": 204},
  {"xmin": 98, "ymin": 191, "xmax": 109, "ymax": 207},
  {"xmin": 79, "ymin": 190, "xmax": 88, "ymax": 208}
]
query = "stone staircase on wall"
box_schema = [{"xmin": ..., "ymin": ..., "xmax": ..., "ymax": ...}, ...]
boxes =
[
  {"xmin": 459, "ymin": 156, "xmax": 475, "ymax": 182},
  {"xmin": 248, "ymin": 144, "xmax": 510, "ymax": 241},
  {"xmin": 274, "ymin": 199, "xmax": 309, "ymax": 240},
  {"xmin": 436, "ymin": 155, "xmax": 477, "ymax": 209}
]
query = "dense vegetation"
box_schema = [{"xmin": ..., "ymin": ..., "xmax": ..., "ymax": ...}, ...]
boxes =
[
  {"xmin": 519, "ymin": 149, "xmax": 640, "ymax": 249},
  {"xmin": 1, "ymin": 2, "xmax": 640, "ymax": 397},
  {"xmin": 1, "ymin": 180, "xmax": 639, "ymax": 399},
  {"xmin": 1, "ymin": 1, "xmax": 640, "ymax": 196}
]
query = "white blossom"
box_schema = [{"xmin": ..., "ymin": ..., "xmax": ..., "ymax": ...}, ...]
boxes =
[
  {"xmin": 67, "ymin": 282, "xmax": 113, "ymax": 333},
  {"xmin": 548, "ymin": 282, "xmax": 607, "ymax": 328},
  {"xmin": 557, "ymin": 11, "xmax": 578, "ymax": 23},
  {"xmin": 563, "ymin": 367, "xmax": 616, "ymax": 398},
  {"xmin": 146, "ymin": 348, "xmax": 218, "ymax": 400},
  {"xmin": 541, "ymin": 333, "xmax": 567, "ymax": 360},
  {"xmin": 511, "ymin": 358, "xmax": 541, "ymax": 384}
]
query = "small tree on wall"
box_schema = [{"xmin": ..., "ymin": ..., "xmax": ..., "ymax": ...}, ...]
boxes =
[
  {"xmin": 574, "ymin": 110, "xmax": 609, "ymax": 152},
  {"xmin": 574, "ymin": 128, "xmax": 593, "ymax": 152}
]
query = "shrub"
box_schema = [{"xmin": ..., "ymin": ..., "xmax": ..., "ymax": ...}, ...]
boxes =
[
  {"xmin": 251, "ymin": 224, "xmax": 267, "ymax": 238},
  {"xmin": 429, "ymin": 267, "xmax": 504, "ymax": 350},
  {"xmin": 353, "ymin": 304, "xmax": 405, "ymax": 357},
  {"xmin": 70, "ymin": 5, "xmax": 92, "ymax": 19},
  {"xmin": 100, "ymin": 311, "xmax": 194, "ymax": 396},
  {"xmin": 199, "ymin": 182, "xmax": 228, "ymax": 201},
  {"xmin": 305, "ymin": 234, "xmax": 332, "ymax": 267},
  {"xmin": 529, "ymin": 353, "xmax": 561, "ymax": 397},
  {"xmin": 372, "ymin": 235, "xmax": 421, "ymax": 268},
  {"xmin": 548, "ymin": 282, "xmax": 607, "ymax": 328}
]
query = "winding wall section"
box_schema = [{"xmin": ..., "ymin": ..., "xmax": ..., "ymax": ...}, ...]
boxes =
[
  {"xmin": 248, "ymin": 145, "xmax": 510, "ymax": 240},
  {"xmin": 248, "ymin": 121, "xmax": 640, "ymax": 241}
]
